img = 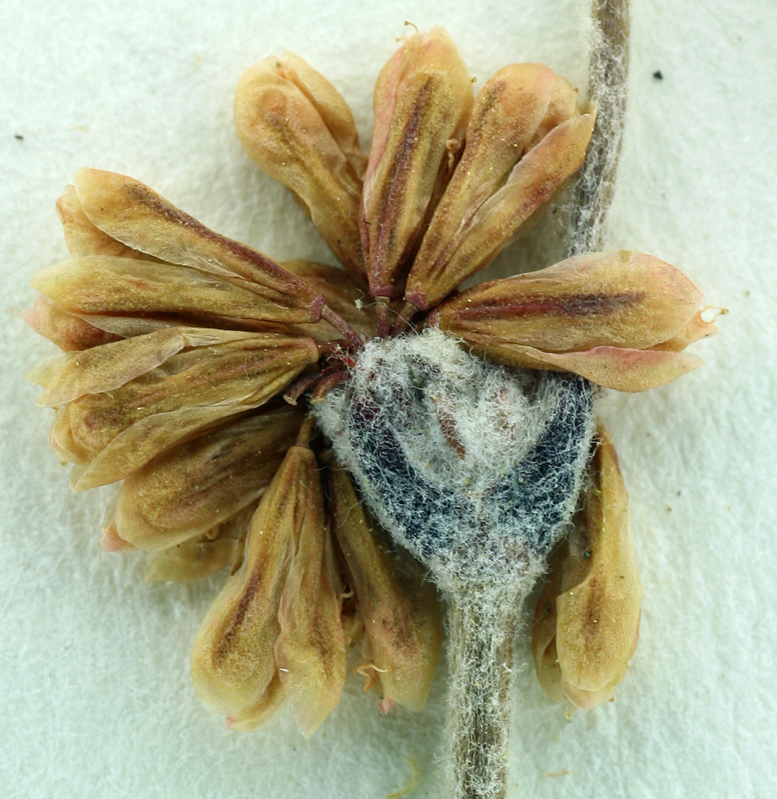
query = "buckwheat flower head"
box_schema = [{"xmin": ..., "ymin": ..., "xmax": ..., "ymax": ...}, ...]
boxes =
[{"xmin": 26, "ymin": 18, "xmax": 716, "ymax": 797}]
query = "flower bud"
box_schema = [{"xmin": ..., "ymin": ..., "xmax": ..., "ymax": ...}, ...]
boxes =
[
  {"xmin": 190, "ymin": 441, "xmax": 320, "ymax": 720},
  {"xmin": 48, "ymin": 331, "xmax": 319, "ymax": 490},
  {"xmin": 71, "ymin": 168, "xmax": 326, "ymax": 323},
  {"xmin": 432, "ymin": 250, "xmax": 707, "ymax": 391},
  {"xmin": 31, "ymin": 255, "xmax": 318, "ymax": 333},
  {"xmin": 405, "ymin": 67, "xmax": 593, "ymax": 311},
  {"xmin": 532, "ymin": 425, "xmax": 641, "ymax": 709},
  {"xmin": 274, "ymin": 478, "xmax": 347, "ymax": 737},
  {"xmin": 235, "ymin": 54, "xmax": 367, "ymax": 279},
  {"xmin": 114, "ymin": 409, "xmax": 303, "ymax": 551},
  {"xmin": 361, "ymin": 27, "xmax": 473, "ymax": 299},
  {"xmin": 325, "ymin": 460, "xmax": 442, "ymax": 712}
]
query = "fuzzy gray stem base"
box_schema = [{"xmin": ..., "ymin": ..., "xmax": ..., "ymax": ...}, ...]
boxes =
[{"xmin": 447, "ymin": 583, "xmax": 529, "ymax": 799}]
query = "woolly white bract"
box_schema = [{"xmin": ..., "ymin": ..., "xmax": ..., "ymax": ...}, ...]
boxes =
[{"xmin": 314, "ymin": 328, "xmax": 596, "ymax": 588}]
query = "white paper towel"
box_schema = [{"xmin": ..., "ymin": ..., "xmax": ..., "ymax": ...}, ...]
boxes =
[{"xmin": 1, "ymin": 1, "xmax": 775, "ymax": 797}]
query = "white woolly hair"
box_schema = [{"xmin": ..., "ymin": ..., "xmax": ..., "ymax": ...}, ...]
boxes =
[
  {"xmin": 315, "ymin": 329, "xmax": 596, "ymax": 799},
  {"xmin": 314, "ymin": 328, "xmax": 595, "ymax": 592}
]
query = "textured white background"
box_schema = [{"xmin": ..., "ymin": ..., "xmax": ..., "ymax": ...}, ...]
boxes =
[{"xmin": 1, "ymin": 1, "xmax": 776, "ymax": 797}]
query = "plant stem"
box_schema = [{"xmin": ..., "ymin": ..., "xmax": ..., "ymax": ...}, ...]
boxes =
[
  {"xmin": 447, "ymin": 582, "xmax": 528, "ymax": 799},
  {"xmin": 565, "ymin": 0, "xmax": 631, "ymax": 257}
]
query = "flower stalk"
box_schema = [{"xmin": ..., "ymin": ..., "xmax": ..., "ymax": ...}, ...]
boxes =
[
  {"xmin": 448, "ymin": 585, "xmax": 521, "ymax": 799},
  {"xmin": 444, "ymin": 0, "xmax": 632, "ymax": 795}
]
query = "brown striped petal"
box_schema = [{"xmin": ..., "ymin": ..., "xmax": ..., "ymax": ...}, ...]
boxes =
[
  {"xmin": 274, "ymin": 477, "xmax": 347, "ymax": 737},
  {"xmin": 234, "ymin": 54, "xmax": 366, "ymax": 279},
  {"xmin": 190, "ymin": 442, "xmax": 319, "ymax": 719},
  {"xmin": 31, "ymin": 256, "xmax": 316, "ymax": 331},
  {"xmin": 406, "ymin": 111, "xmax": 595, "ymax": 311},
  {"xmin": 115, "ymin": 409, "xmax": 303, "ymax": 551},
  {"xmin": 51, "ymin": 333, "xmax": 319, "ymax": 490},
  {"xmin": 35, "ymin": 327, "xmax": 239, "ymax": 407},
  {"xmin": 405, "ymin": 64, "xmax": 580, "ymax": 310},
  {"xmin": 361, "ymin": 27, "xmax": 473, "ymax": 299},
  {"xmin": 72, "ymin": 168, "xmax": 325, "ymax": 323},
  {"xmin": 433, "ymin": 251, "xmax": 702, "ymax": 351},
  {"xmin": 532, "ymin": 425, "xmax": 642, "ymax": 709},
  {"xmin": 326, "ymin": 461, "xmax": 442, "ymax": 712}
]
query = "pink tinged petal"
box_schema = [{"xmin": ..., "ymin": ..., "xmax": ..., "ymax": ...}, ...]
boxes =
[
  {"xmin": 432, "ymin": 250, "xmax": 704, "ymax": 352},
  {"xmin": 234, "ymin": 55, "xmax": 366, "ymax": 279},
  {"xmin": 458, "ymin": 339, "xmax": 702, "ymax": 392},
  {"xmin": 274, "ymin": 486, "xmax": 347, "ymax": 737},
  {"xmin": 526, "ymin": 74, "xmax": 581, "ymax": 147},
  {"xmin": 361, "ymin": 27, "xmax": 473, "ymax": 299},
  {"xmin": 404, "ymin": 63, "xmax": 558, "ymax": 308},
  {"xmin": 22, "ymin": 297, "xmax": 120, "ymax": 352},
  {"xmin": 54, "ymin": 333, "xmax": 319, "ymax": 490},
  {"xmin": 114, "ymin": 410, "xmax": 302, "ymax": 551},
  {"xmin": 72, "ymin": 168, "xmax": 326, "ymax": 323},
  {"xmin": 406, "ymin": 112, "xmax": 596, "ymax": 310},
  {"xmin": 190, "ymin": 444, "xmax": 318, "ymax": 720},
  {"xmin": 651, "ymin": 308, "xmax": 720, "ymax": 351}
]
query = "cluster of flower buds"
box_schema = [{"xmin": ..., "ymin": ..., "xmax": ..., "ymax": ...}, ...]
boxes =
[{"xmin": 26, "ymin": 25, "xmax": 716, "ymax": 733}]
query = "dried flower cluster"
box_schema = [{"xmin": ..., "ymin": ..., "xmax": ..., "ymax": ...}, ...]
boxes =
[{"xmin": 27, "ymin": 26, "xmax": 715, "ymax": 738}]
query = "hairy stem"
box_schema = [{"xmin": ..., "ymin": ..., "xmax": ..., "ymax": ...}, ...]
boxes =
[
  {"xmin": 448, "ymin": 583, "xmax": 528, "ymax": 799},
  {"xmin": 566, "ymin": 0, "xmax": 631, "ymax": 257}
]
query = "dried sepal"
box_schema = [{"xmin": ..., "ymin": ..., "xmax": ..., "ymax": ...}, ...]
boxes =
[
  {"xmin": 71, "ymin": 168, "xmax": 326, "ymax": 323},
  {"xmin": 325, "ymin": 461, "xmax": 442, "ymax": 712},
  {"xmin": 115, "ymin": 409, "xmax": 303, "ymax": 551},
  {"xmin": 22, "ymin": 296, "xmax": 120, "ymax": 352},
  {"xmin": 274, "ymin": 475, "xmax": 347, "ymax": 737},
  {"xmin": 50, "ymin": 332, "xmax": 319, "ymax": 490},
  {"xmin": 361, "ymin": 27, "xmax": 473, "ymax": 299},
  {"xmin": 190, "ymin": 441, "xmax": 319, "ymax": 719},
  {"xmin": 405, "ymin": 66, "xmax": 593, "ymax": 311},
  {"xmin": 234, "ymin": 54, "xmax": 366, "ymax": 278},
  {"xmin": 432, "ymin": 250, "xmax": 706, "ymax": 391},
  {"xmin": 143, "ymin": 502, "xmax": 256, "ymax": 583},
  {"xmin": 532, "ymin": 425, "xmax": 642, "ymax": 709}
]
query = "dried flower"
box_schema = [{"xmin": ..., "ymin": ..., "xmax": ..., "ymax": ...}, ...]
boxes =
[
  {"xmin": 532, "ymin": 424, "xmax": 641, "ymax": 709},
  {"xmin": 26, "ymin": 23, "xmax": 714, "ymax": 753}
]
